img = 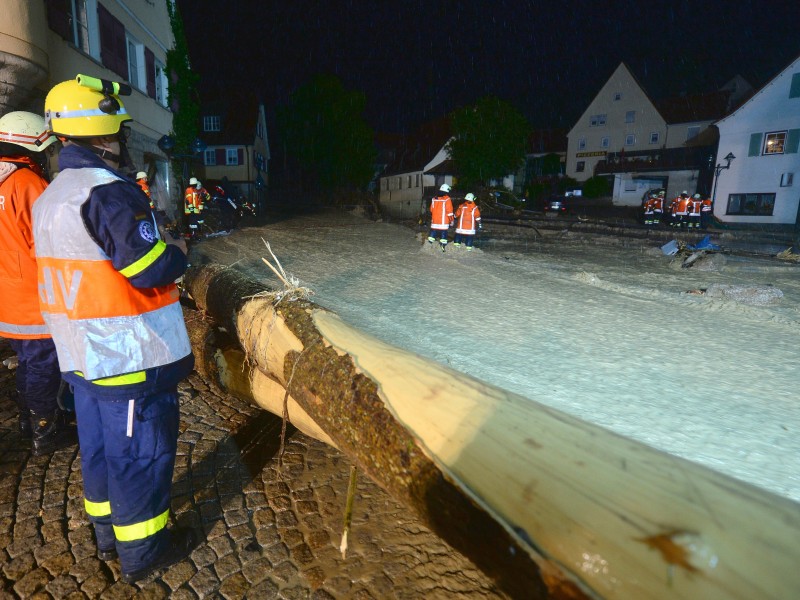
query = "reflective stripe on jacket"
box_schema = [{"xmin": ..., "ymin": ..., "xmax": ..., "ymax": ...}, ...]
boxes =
[
  {"xmin": 33, "ymin": 168, "xmax": 190, "ymax": 381},
  {"xmin": 0, "ymin": 159, "xmax": 50, "ymax": 339},
  {"xmin": 430, "ymin": 195, "xmax": 453, "ymax": 230},
  {"xmin": 455, "ymin": 201, "xmax": 481, "ymax": 235},
  {"xmin": 184, "ymin": 187, "xmax": 205, "ymax": 214}
]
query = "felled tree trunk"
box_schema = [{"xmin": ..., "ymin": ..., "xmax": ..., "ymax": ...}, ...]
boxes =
[{"xmin": 184, "ymin": 263, "xmax": 800, "ymax": 600}]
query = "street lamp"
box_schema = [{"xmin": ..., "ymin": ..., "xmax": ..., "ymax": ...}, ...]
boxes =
[{"xmin": 710, "ymin": 151, "xmax": 736, "ymax": 214}]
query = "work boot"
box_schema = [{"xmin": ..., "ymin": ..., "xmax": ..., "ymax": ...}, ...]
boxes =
[
  {"xmin": 18, "ymin": 410, "xmax": 32, "ymax": 438},
  {"xmin": 30, "ymin": 409, "xmax": 78, "ymax": 456},
  {"xmin": 121, "ymin": 527, "xmax": 197, "ymax": 584}
]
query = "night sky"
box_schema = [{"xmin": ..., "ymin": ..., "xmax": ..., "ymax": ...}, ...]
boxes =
[{"xmin": 178, "ymin": 0, "xmax": 800, "ymax": 134}]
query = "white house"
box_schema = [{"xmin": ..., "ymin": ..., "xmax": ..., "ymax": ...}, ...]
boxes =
[
  {"xmin": 567, "ymin": 63, "xmax": 751, "ymax": 206},
  {"xmin": 713, "ymin": 55, "xmax": 800, "ymax": 225}
]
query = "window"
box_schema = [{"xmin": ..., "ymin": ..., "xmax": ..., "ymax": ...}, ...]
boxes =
[
  {"xmin": 47, "ymin": 0, "xmax": 99, "ymax": 58},
  {"xmin": 600, "ymin": 137, "xmax": 609, "ymax": 148},
  {"xmin": 226, "ymin": 148, "xmax": 239, "ymax": 165},
  {"xmin": 726, "ymin": 193, "xmax": 775, "ymax": 216},
  {"xmin": 764, "ymin": 131, "xmax": 787, "ymax": 155},
  {"xmin": 625, "ymin": 134, "xmax": 636, "ymax": 146},
  {"xmin": 204, "ymin": 149, "xmax": 216, "ymax": 166},
  {"xmin": 614, "ymin": 93, "xmax": 622, "ymax": 101},
  {"xmin": 590, "ymin": 114, "xmax": 607, "ymax": 127},
  {"xmin": 575, "ymin": 161, "xmax": 586, "ymax": 173},
  {"xmin": 407, "ymin": 175, "xmax": 412, "ymax": 188},
  {"xmin": 397, "ymin": 177, "xmax": 402, "ymax": 190},
  {"xmin": 126, "ymin": 34, "xmax": 145, "ymax": 90},
  {"xmin": 781, "ymin": 173, "xmax": 794, "ymax": 187},
  {"xmin": 415, "ymin": 174, "xmax": 421, "ymax": 187},
  {"xmin": 649, "ymin": 132, "xmax": 660, "ymax": 144},
  {"xmin": 204, "ymin": 116, "xmax": 221, "ymax": 132},
  {"xmin": 578, "ymin": 138, "xmax": 586, "ymax": 150},
  {"xmin": 625, "ymin": 111, "xmax": 635, "ymax": 123},
  {"xmin": 154, "ymin": 61, "xmax": 168, "ymax": 107},
  {"xmin": 686, "ymin": 126, "xmax": 700, "ymax": 141}
]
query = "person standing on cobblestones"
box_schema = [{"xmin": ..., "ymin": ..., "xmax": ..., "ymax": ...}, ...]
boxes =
[
  {"xmin": 32, "ymin": 75, "xmax": 197, "ymax": 584},
  {"xmin": 0, "ymin": 110, "xmax": 78, "ymax": 455}
]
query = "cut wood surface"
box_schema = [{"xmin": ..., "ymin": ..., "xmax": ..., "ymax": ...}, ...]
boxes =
[{"xmin": 184, "ymin": 263, "xmax": 800, "ymax": 600}]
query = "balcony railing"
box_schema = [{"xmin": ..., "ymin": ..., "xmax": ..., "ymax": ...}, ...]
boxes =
[{"xmin": 595, "ymin": 146, "xmax": 712, "ymax": 174}]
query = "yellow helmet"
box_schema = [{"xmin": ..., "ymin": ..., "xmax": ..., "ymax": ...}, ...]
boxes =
[
  {"xmin": 44, "ymin": 76, "xmax": 131, "ymax": 138},
  {"xmin": 0, "ymin": 111, "xmax": 56, "ymax": 152}
]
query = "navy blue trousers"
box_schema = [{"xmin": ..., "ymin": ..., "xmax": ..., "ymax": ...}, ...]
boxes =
[
  {"xmin": 75, "ymin": 387, "xmax": 180, "ymax": 573},
  {"xmin": 8, "ymin": 338, "xmax": 61, "ymax": 415}
]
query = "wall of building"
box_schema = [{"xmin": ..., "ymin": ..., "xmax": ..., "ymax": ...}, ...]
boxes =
[{"xmin": 714, "ymin": 60, "xmax": 800, "ymax": 225}]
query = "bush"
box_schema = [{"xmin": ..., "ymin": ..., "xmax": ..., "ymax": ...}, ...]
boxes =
[{"xmin": 582, "ymin": 176, "xmax": 611, "ymax": 198}]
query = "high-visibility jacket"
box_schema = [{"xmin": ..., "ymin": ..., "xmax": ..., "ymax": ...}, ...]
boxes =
[
  {"xmin": 184, "ymin": 185, "xmax": 207, "ymax": 214},
  {"xmin": 688, "ymin": 199, "xmax": 702, "ymax": 217},
  {"xmin": 674, "ymin": 197, "xmax": 689, "ymax": 216},
  {"xmin": 455, "ymin": 201, "xmax": 481, "ymax": 234},
  {"xmin": 137, "ymin": 179, "xmax": 154, "ymax": 210},
  {"xmin": 33, "ymin": 167, "xmax": 191, "ymax": 382},
  {"xmin": 701, "ymin": 198, "xmax": 712, "ymax": 213},
  {"xmin": 0, "ymin": 157, "xmax": 50, "ymax": 339},
  {"xmin": 652, "ymin": 197, "xmax": 664, "ymax": 212},
  {"xmin": 430, "ymin": 195, "xmax": 453, "ymax": 230}
]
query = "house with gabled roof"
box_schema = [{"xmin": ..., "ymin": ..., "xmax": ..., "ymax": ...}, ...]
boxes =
[
  {"xmin": 198, "ymin": 90, "xmax": 270, "ymax": 212},
  {"xmin": 712, "ymin": 54, "xmax": 800, "ymax": 225},
  {"xmin": 567, "ymin": 62, "xmax": 751, "ymax": 205},
  {"xmin": 377, "ymin": 119, "xmax": 454, "ymax": 219}
]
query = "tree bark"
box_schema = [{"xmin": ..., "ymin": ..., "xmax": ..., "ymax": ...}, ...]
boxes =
[{"xmin": 184, "ymin": 263, "xmax": 800, "ymax": 600}]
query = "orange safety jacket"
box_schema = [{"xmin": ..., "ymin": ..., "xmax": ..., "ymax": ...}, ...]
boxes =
[
  {"xmin": 652, "ymin": 197, "xmax": 664, "ymax": 212},
  {"xmin": 0, "ymin": 157, "xmax": 51, "ymax": 339},
  {"xmin": 33, "ymin": 168, "xmax": 190, "ymax": 381},
  {"xmin": 455, "ymin": 201, "xmax": 481, "ymax": 234},
  {"xmin": 674, "ymin": 197, "xmax": 689, "ymax": 216},
  {"xmin": 701, "ymin": 198, "xmax": 712, "ymax": 212},
  {"xmin": 688, "ymin": 199, "xmax": 702, "ymax": 217},
  {"xmin": 137, "ymin": 179, "xmax": 154, "ymax": 209},
  {"xmin": 184, "ymin": 186, "xmax": 206, "ymax": 214},
  {"xmin": 430, "ymin": 195, "xmax": 453, "ymax": 230}
]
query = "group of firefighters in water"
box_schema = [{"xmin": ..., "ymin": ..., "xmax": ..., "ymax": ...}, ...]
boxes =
[
  {"xmin": 427, "ymin": 183, "xmax": 482, "ymax": 250},
  {"xmin": 642, "ymin": 189, "xmax": 713, "ymax": 229}
]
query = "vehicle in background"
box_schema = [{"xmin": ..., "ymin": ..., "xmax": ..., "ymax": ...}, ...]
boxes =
[{"xmin": 544, "ymin": 189, "xmax": 581, "ymax": 215}]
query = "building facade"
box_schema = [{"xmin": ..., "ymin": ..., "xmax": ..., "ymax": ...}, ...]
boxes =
[
  {"xmin": 713, "ymin": 55, "xmax": 800, "ymax": 225},
  {"xmin": 0, "ymin": 0, "xmax": 176, "ymax": 213}
]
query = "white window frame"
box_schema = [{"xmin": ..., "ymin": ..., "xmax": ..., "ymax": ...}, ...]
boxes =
[
  {"xmin": 590, "ymin": 114, "xmax": 607, "ymax": 127},
  {"xmin": 578, "ymin": 138, "xmax": 586, "ymax": 150},
  {"xmin": 625, "ymin": 110, "xmax": 635, "ymax": 123},
  {"xmin": 780, "ymin": 172, "xmax": 794, "ymax": 187},
  {"xmin": 600, "ymin": 137, "xmax": 609, "ymax": 149},
  {"xmin": 126, "ymin": 34, "xmax": 145, "ymax": 91},
  {"xmin": 226, "ymin": 148, "xmax": 239, "ymax": 166},
  {"xmin": 155, "ymin": 60, "xmax": 168, "ymax": 107},
  {"xmin": 204, "ymin": 149, "xmax": 216, "ymax": 166},
  {"xmin": 204, "ymin": 116, "xmax": 221, "ymax": 132},
  {"xmin": 625, "ymin": 134, "xmax": 636, "ymax": 146},
  {"xmin": 764, "ymin": 131, "xmax": 787, "ymax": 155},
  {"xmin": 649, "ymin": 132, "xmax": 659, "ymax": 144},
  {"xmin": 70, "ymin": 0, "xmax": 100, "ymax": 59}
]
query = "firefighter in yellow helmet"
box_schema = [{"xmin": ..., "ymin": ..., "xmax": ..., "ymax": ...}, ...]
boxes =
[{"xmin": 33, "ymin": 75, "xmax": 196, "ymax": 583}]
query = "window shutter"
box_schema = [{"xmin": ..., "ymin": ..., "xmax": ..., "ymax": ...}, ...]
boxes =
[
  {"xmin": 786, "ymin": 129, "xmax": 800, "ymax": 154},
  {"xmin": 46, "ymin": 0, "xmax": 72, "ymax": 40},
  {"xmin": 98, "ymin": 4, "xmax": 127, "ymax": 80},
  {"xmin": 145, "ymin": 47, "xmax": 156, "ymax": 98},
  {"xmin": 790, "ymin": 73, "xmax": 800, "ymax": 99},
  {"xmin": 237, "ymin": 149, "xmax": 244, "ymax": 165},
  {"xmin": 215, "ymin": 149, "xmax": 226, "ymax": 164},
  {"xmin": 748, "ymin": 133, "xmax": 763, "ymax": 157}
]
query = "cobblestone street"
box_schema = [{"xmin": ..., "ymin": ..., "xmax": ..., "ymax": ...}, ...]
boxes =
[{"xmin": 0, "ymin": 332, "xmax": 505, "ymax": 599}]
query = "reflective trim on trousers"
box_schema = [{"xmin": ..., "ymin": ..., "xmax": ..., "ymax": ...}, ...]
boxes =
[
  {"xmin": 113, "ymin": 508, "xmax": 169, "ymax": 542},
  {"xmin": 85, "ymin": 498, "xmax": 111, "ymax": 517}
]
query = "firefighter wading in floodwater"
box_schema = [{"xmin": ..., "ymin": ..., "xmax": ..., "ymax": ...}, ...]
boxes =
[{"xmin": 32, "ymin": 74, "xmax": 197, "ymax": 583}]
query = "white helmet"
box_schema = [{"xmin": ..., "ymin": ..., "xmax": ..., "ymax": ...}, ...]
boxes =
[
  {"xmin": 439, "ymin": 183, "xmax": 451, "ymax": 193},
  {"xmin": 136, "ymin": 171, "xmax": 147, "ymax": 180},
  {"xmin": 693, "ymin": 193, "xmax": 701, "ymax": 199},
  {"xmin": 465, "ymin": 193, "xmax": 475, "ymax": 202},
  {"xmin": 0, "ymin": 111, "xmax": 57, "ymax": 152},
  {"xmin": 189, "ymin": 177, "xmax": 199, "ymax": 186}
]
